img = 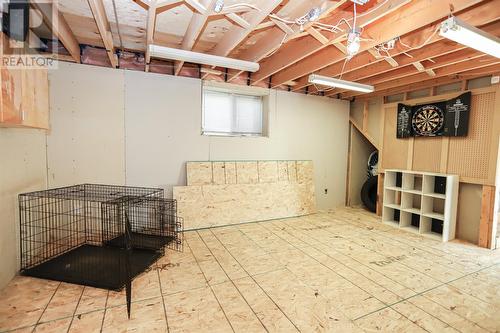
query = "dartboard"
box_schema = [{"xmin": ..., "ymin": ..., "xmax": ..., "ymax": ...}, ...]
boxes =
[{"xmin": 411, "ymin": 105, "xmax": 445, "ymax": 136}]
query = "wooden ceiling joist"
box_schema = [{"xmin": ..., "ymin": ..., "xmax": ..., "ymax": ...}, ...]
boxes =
[
  {"xmin": 320, "ymin": 20, "xmax": 500, "ymax": 96},
  {"xmin": 87, "ymin": 0, "xmax": 118, "ymax": 68},
  {"xmin": 269, "ymin": 0, "xmax": 488, "ymax": 89},
  {"xmin": 175, "ymin": 0, "xmax": 214, "ymax": 75},
  {"xmin": 184, "ymin": 0, "xmax": 208, "ymax": 14},
  {"xmin": 356, "ymin": 64, "xmax": 500, "ymax": 100},
  {"xmin": 252, "ymin": 0, "xmax": 410, "ymax": 86},
  {"xmin": 342, "ymin": 56, "xmax": 500, "ymax": 99},
  {"xmin": 225, "ymin": 0, "xmax": 341, "ymax": 82},
  {"xmin": 32, "ymin": 1, "xmax": 81, "ymax": 63},
  {"xmin": 211, "ymin": 0, "xmax": 283, "ymax": 57},
  {"xmin": 291, "ymin": 1, "xmax": 500, "ymax": 92},
  {"xmin": 199, "ymin": 0, "xmax": 283, "ymax": 79},
  {"xmin": 145, "ymin": 0, "xmax": 159, "ymax": 72},
  {"xmin": 324, "ymin": 48, "xmax": 488, "ymax": 96}
]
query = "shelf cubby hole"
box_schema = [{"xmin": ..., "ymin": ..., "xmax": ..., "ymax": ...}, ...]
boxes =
[
  {"xmin": 421, "ymin": 216, "xmax": 443, "ymax": 237},
  {"xmin": 411, "ymin": 214, "xmax": 420, "ymax": 229},
  {"xmin": 385, "ymin": 171, "xmax": 403, "ymax": 189},
  {"xmin": 423, "ymin": 175, "xmax": 447, "ymax": 197},
  {"xmin": 396, "ymin": 172, "xmax": 403, "ymax": 188},
  {"xmin": 434, "ymin": 176, "xmax": 447, "ymax": 195},
  {"xmin": 384, "ymin": 189, "xmax": 402, "ymax": 208},
  {"xmin": 422, "ymin": 196, "xmax": 445, "ymax": 220},
  {"xmin": 401, "ymin": 192, "xmax": 422, "ymax": 213},
  {"xmin": 402, "ymin": 173, "xmax": 423, "ymax": 192},
  {"xmin": 383, "ymin": 207, "xmax": 401, "ymax": 226}
]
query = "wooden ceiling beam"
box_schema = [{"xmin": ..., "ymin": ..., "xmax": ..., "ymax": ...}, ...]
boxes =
[
  {"xmin": 324, "ymin": 48, "xmax": 486, "ymax": 96},
  {"xmin": 321, "ymin": 20, "xmax": 500, "ymax": 96},
  {"xmin": 270, "ymin": 0, "xmax": 486, "ymax": 88},
  {"xmin": 342, "ymin": 56, "xmax": 500, "ymax": 99},
  {"xmin": 291, "ymin": 2, "xmax": 500, "ymax": 91},
  {"xmin": 253, "ymin": 0, "xmax": 409, "ymax": 86},
  {"xmin": 226, "ymin": 13, "xmax": 251, "ymax": 29},
  {"xmin": 145, "ymin": 0, "xmax": 158, "ymax": 71},
  {"xmin": 184, "ymin": 0, "xmax": 207, "ymax": 14},
  {"xmin": 199, "ymin": 0, "xmax": 283, "ymax": 79},
  {"xmin": 308, "ymin": 27, "xmax": 330, "ymax": 45},
  {"xmin": 87, "ymin": 0, "xmax": 118, "ymax": 68},
  {"xmin": 225, "ymin": 0, "xmax": 334, "ymax": 82},
  {"xmin": 210, "ymin": 0, "xmax": 283, "ymax": 57},
  {"xmin": 174, "ymin": 0, "xmax": 215, "ymax": 75},
  {"xmin": 132, "ymin": 0, "xmax": 150, "ymax": 10},
  {"xmin": 32, "ymin": 1, "xmax": 81, "ymax": 63},
  {"xmin": 355, "ymin": 64, "xmax": 500, "ymax": 100}
]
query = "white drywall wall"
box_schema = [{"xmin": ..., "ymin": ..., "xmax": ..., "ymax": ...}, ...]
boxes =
[
  {"xmin": 0, "ymin": 62, "xmax": 349, "ymax": 290},
  {"xmin": 124, "ymin": 70, "xmax": 350, "ymax": 208},
  {"xmin": 47, "ymin": 62, "xmax": 126, "ymax": 187},
  {"xmin": 0, "ymin": 128, "xmax": 47, "ymax": 289}
]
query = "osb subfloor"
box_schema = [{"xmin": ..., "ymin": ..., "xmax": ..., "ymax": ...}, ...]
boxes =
[{"xmin": 1, "ymin": 207, "xmax": 500, "ymax": 333}]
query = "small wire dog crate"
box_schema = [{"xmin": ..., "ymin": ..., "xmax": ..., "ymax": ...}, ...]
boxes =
[{"xmin": 19, "ymin": 184, "xmax": 182, "ymax": 317}]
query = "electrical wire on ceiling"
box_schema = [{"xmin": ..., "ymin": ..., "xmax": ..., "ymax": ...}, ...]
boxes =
[
  {"xmin": 223, "ymin": 3, "xmax": 261, "ymax": 12},
  {"xmin": 372, "ymin": 25, "xmax": 440, "ymax": 62},
  {"xmin": 263, "ymin": 0, "xmax": 394, "ymax": 61}
]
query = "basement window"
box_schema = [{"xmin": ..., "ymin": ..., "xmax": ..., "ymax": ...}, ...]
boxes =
[{"xmin": 202, "ymin": 88, "xmax": 264, "ymax": 137}]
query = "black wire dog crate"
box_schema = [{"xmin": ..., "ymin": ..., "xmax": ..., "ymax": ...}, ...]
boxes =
[{"xmin": 19, "ymin": 184, "xmax": 182, "ymax": 316}]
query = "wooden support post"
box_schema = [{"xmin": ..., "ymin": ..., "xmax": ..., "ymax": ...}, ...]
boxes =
[
  {"xmin": 376, "ymin": 173, "xmax": 385, "ymax": 217},
  {"xmin": 346, "ymin": 124, "xmax": 353, "ymax": 206},
  {"xmin": 362, "ymin": 100, "xmax": 369, "ymax": 132},
  {"xmin": 461, "ymin": 79, "xmax": 468, "ymax": 91},
  {"xmin": 478, "ymin": 185, "xmax": 495, "ymax": 248}
]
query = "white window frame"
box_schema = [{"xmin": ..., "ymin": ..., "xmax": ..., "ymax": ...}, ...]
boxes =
[{"xmin": 202, "ymin": 86, "xmax": 266, "ymax": 137}]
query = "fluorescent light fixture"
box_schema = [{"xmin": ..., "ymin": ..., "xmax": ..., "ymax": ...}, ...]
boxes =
[
  {"xmin": 149, "ymin": 45, "xmax": 260, "ymax": 72},
  {"xmin": 308, "ymin": 74, "xmax": 374, "ymax": 93},
  {"xmin": 440, "ymin": 16, "xmax": 500, "ymax": 59}
]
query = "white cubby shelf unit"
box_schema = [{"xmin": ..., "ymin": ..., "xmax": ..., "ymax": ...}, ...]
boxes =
[{"xmin": 382, "ymin": 169, "xmax": 459, "ymax": 242}]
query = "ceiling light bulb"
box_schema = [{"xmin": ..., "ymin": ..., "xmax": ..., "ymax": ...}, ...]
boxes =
[
  {"xmin": 347, "ymin": 29, "xmax": 361, "ymax": 57},
  {"xmin": 306, "ymin": 7, "xmax": 321, "ymax": 22},
  {"xmin": 214, "ymin": 0, "xmax": 224, "ymax": 13}
]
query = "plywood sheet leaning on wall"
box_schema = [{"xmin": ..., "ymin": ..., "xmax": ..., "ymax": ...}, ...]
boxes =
[{"xmin": 175, "ymin": 160, "xmax": 317, "ymax": 229}]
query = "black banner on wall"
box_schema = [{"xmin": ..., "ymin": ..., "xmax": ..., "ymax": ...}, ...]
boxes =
[{"xmin": 397, "ymin": 92, "xmax": 471, "ymax": 138}]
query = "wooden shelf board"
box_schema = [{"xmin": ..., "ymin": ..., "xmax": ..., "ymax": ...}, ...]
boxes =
[
  {"xmin": 423, "ymin": 192, "xmax": 446, "ymax": 199},
  {"xmin": 423, "ymin": 212, "xmax": 445, "ymax": 221},
  {"xmin": 386, "ymin": 186, "xmax": 402, "ymax": 191},
  {"xmin": 403, "ymin": 189, "xmax": 422, "ymax": 195},
  {"xmin": 384, "ymin": 204, "xmax": 401, "ymax": 210},
  {"xmin": 402, "ymin": 207, "xmax": 421, "ymax": 214}
]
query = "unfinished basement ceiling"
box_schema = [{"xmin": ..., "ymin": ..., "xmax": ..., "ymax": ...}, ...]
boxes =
[{"xmin": 45, "ymin": 0, "xmax": 500, "ymax": 98}]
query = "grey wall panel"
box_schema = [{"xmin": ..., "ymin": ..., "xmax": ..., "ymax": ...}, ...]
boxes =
[{"xmin": 47, "ymin": 62, "xmax": 126, "ymax": 187}]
